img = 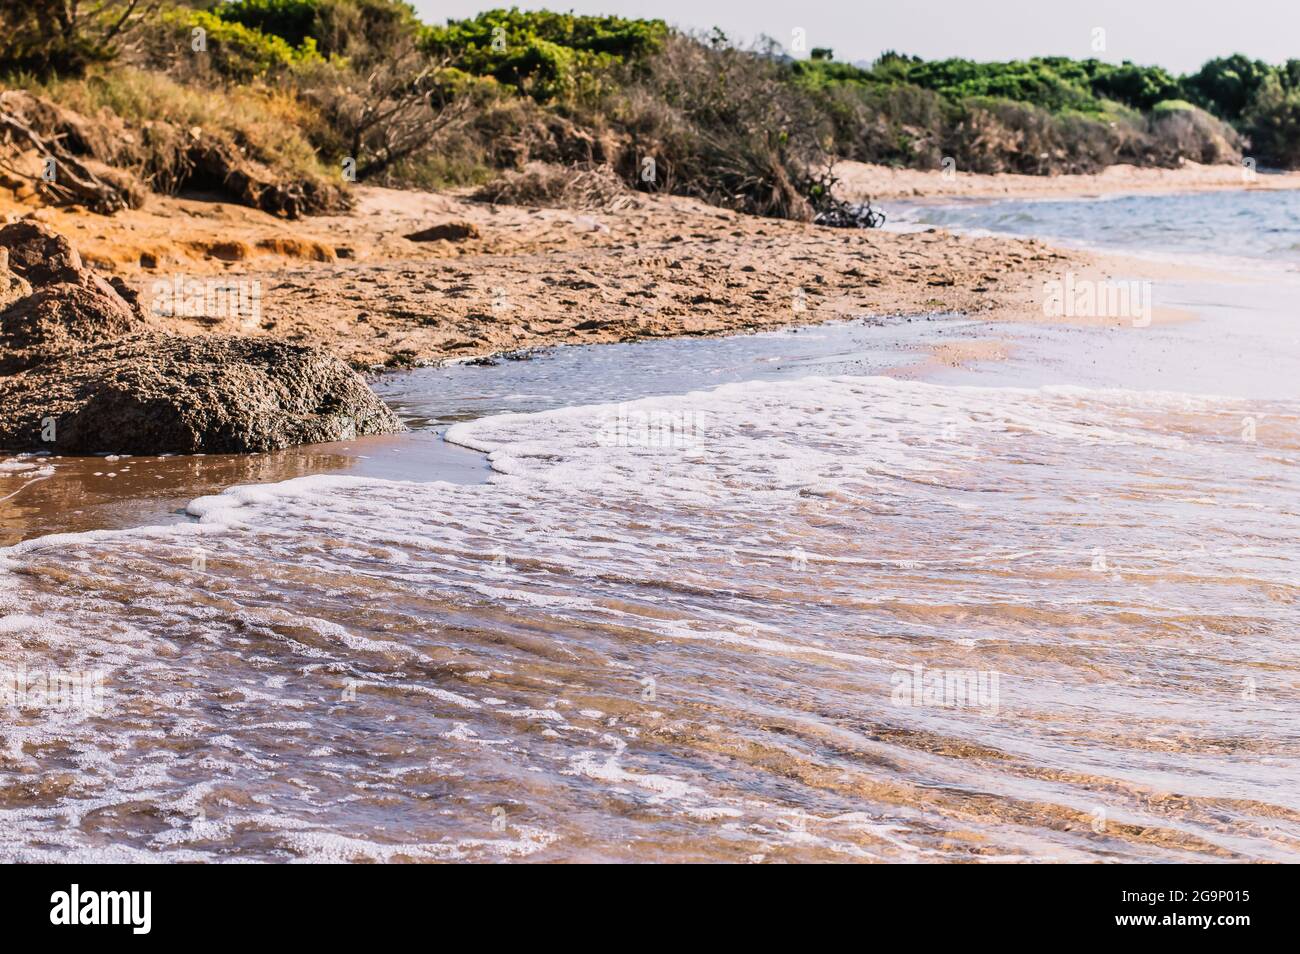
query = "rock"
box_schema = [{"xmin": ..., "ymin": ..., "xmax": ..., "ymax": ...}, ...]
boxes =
[
  {"xmin": 186, "ymin": 239, "xmax": 252, "ymax": 262},
  {"xmin": 0, "ymin": 283, "xmax": 144, "ymax": 374},
  {"xmin": 0, "ymin": 222, "xmax": 149, "ymax": 373},
  {"xmin": 107, "ymin": 275, "xmax": 145, "ymax": 315},
  {"xmin": 0, "ymin": 220, "xmax": 87, "ymax": 285},
  {"xmin": 0, "ymin": 221, "xmax": 145, "ymax": 315},
  {"xmin": 0, "ymin": 222, "xmax": 402, "ymax": 455},
  {"xmin": 0, "ymin": 248, "xmax": 32, "ymax": 312},
  {"xmin": 256, "ymin": 236, "xmax": 337, "ymax": 262},
  {"xmin": 0, "ymin": 332, "xmax": 403, "ymax": 454},
  {"xmin": 404, "ymin": 221, "xmax": 481, "ymax": 243}
]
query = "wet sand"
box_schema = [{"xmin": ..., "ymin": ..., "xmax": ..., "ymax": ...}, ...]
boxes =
[{"xmin": 0, "ymin": 432, "xmax": 486, "ymax": 549}]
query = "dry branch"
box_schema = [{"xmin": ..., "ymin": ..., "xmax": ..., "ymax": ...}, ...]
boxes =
[{"xmin": 0, "ymin": 108, "xmax": 130, "ymax": 214}]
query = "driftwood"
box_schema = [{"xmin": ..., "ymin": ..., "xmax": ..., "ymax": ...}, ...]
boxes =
[
  {"xmin": 804, "ymin": 162, "xmax": 887, "ymax": 229},
  {"xmin": 813, "ymin": 200, "xmax": 887, "ymax": 230},
  {"xmin": 0, "ymin": 108, "xmax": 131, "ymax": 214}
]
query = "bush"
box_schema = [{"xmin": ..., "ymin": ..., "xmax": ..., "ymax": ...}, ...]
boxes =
[
  {"xmin": 473, "ymin": 161, "xmax": 639, "ymax": 211},
  {"xmin": 817, "ymin": 82, "xmax": 952, "ymax": 166},
  {"xmin": 1243, "ymin": 74, "xmax": 1300, "ymax": 167},
  {"xmin": 211, "ymin": 0, "xmax": 326, "ymax": 48},
  {"xmin": 1088, "ymin": 62, "xmax": 1182, "ymax": 111},
  {"xmin": 1181, "ymin": 55, "xmax": 1275, "ymax": 121},
  {"xmin": 25, "ymin": 65, "xmax": 329, "ymax": 184},
  {"xmin": 216, "ymin": 0, "xmax": 423, "ymax": 64},
  {"xmin": 423, "ymin": 9, "xmax": 667, "ymax": 102},
  {"xmin": 1148, "ymin": 103, "xmax": 1241, "ymax": 165},
  {"xmin": 0, "ymin": 1, "xmax": 162, "ymax": 77},
  {"xmin": 607, "ymin": 32, "xmax": 829, "ymax": 219},
  {"xmin": 893, "ymin": 57, "xmax": 1102, "ymax": 113},
  {"xmin": 163, "ymin": 9, "xmax": 323, "ymax": 82}
]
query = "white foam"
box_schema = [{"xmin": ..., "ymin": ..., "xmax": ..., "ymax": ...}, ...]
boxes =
[{"xmin": 3, "ymin": 371, "xmax": 1297, "ymax": 861}]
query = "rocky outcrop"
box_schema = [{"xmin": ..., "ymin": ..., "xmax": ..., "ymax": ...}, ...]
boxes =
[
  {"xmin": 0, "ymin": 249, "xmax": 31, "ymax": 312},
  {"xmin": 0, "ymin": 333, "xmax": 401, "ymax": 454},
  {"xmin": 0, "ymin": 222, "xmax": 401, "ymax": 454},
  {"xmin": 0, "ymin": 221, "xmax": 149, "ymax": 374}
]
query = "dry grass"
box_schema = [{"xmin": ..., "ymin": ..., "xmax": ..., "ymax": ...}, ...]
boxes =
[
  {"xmin": 20, "ymin": 66, "xmax": 328, "ymax": 181},
  {"xmin": 473, "ymin": 161, "xmax": 641, "ymax": 211}
]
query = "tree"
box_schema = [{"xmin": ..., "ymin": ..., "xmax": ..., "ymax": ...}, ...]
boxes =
[
  {"xmin": 308, "ymin": 35, "xmax": 472, "ymax": 181},
  {"xmin": 1244, "ymin": 73, "xmax": 1300, "ymax": 168},
  {"xmin": 0, "ymin": 0, "xmax": 162, "ymax": 75},
  {"xmin": 1181, "ymin": 54, "xmax": 1274, "ymax": 121}
]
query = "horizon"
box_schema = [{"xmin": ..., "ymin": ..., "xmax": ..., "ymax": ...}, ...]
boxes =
[{"xmin": 411, "ymin": 0, "xmax": 1300, "ymax": 74}]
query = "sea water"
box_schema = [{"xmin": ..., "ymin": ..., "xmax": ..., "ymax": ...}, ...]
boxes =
[{"xmin": 1, "ymin": 190, "xmax": 1297, "ymax": 862}]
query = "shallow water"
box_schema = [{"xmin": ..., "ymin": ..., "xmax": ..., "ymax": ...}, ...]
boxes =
[
  {"xmin": 2, "ymin": 194, "xmax": 1298, "ymax": 863},
  {"xmin": 885, "ymin": 186, "xmax": 1300, "ymax": 272}
]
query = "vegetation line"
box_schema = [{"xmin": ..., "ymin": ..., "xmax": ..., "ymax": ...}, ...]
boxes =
[{"xmin": 2, "ymin": 3, "xmax": 1298, "ymax": 222}]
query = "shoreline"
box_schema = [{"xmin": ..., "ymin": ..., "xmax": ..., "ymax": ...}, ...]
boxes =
[
  {"xmin": 10, "ymin": 160, "xmax": 1269, "ymax": 375},
  {"xmin": 1, "ymin": 168, "xmax": 1273, "ymax": 547},
  {"xmin": 835, "ymin": 159, "xmax": 1300, "ymax": 201},
  {"xmin": 4, "ymin": 181, "xmax": 1093, "ymax": 370}
]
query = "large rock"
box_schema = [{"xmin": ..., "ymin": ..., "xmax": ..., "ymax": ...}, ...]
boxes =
[
  {"xmin": 0, "ymin": 222, "xmax": 402, "ymax": 454},
  {"xmin": 0, "ymin": 221, "xmax": 146, "ymax": 310},
  {"xmin": 0, "ymin": 220, "xmax": 91, "ymax": 286},
  {"xmin": 405, "ymin": 221, "xmax": 481, "ymax": 242},
  {"xmin": 0, "ymin": 248, "xmax": 31, "ymax": 312},
  {"xmin": 0, "ymin": 222, "xmax": 150, "ymax": 373},
  {"xmin": 0, "ymin": 283, "xmax": 145, "ymax": 373},
  {"xmin": 0, "ymin": 332, "xmax": 402, "ymax": 454}
]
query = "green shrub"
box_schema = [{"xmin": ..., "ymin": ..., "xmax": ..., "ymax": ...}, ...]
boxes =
[
  {"xmin": 1087, "ymin": 62, "xmax": 1181, "ymax": 111},
  {"xmin": 607, "ymin": 32, "xmax": 829, "ymax": 219},
  {"xmin": 213, "ymin": 0, "xmax": 422, "ymax": 63},
  {"xmin": 423, "ymin": 9, "xmax": 668, "ymax": 102},
  {"xmin": 212, "ymin": 0, "xmax": 325, "ymax": 48},
  {"xmin": 1244, "ymin": 74, "xmax": 1300, "ymax": 167},
  {"xmin": 1181, "ymin": 54, "xmax": 1275, "ymax": 120},
  {"xmin": 176, "ymin": 9, "xmax": 323, "ymax": 81},
  {"xmin": 0, "ymin": 0, "xmax": 160, "ymax": 76}
]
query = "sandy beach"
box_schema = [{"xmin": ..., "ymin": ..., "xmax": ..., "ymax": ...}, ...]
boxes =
[
  {"xmin": 5, "ymin": 161, "xmax": 1269, "ymax": 373},
  {"xmin": 5, "ymin": 145, "xmax": 1300, "ymax": 866},
  {"xmin": 0, "ymin": 161, "xmax": 1272, "ymax": 544},
  {"xmin": 2, "ymin": 187, "xmax": 1074, "ymax": 369}
]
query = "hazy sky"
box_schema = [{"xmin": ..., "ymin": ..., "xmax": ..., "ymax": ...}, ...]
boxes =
[{"xmin": 412, "ymin": 0, "xmax": 1299, "ymax": 74}]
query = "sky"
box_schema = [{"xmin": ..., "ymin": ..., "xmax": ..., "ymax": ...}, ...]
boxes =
[{"xmin": 411, "ymin": 0, "xmax": 1300, "ymax": 74}]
